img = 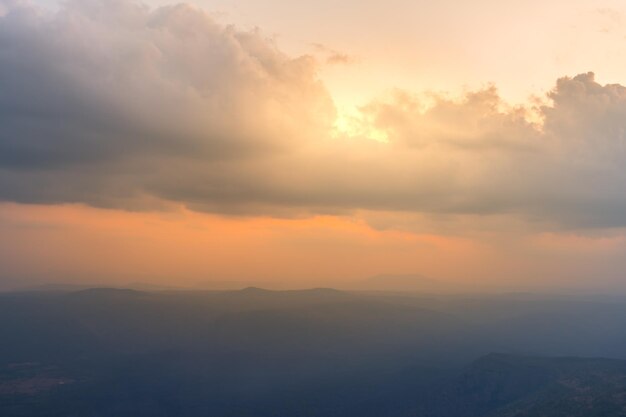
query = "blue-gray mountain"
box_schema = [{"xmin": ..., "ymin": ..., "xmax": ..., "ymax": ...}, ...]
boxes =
[{"xmin": 2, "ymin": 288, "xmax": 626, "ymax": 416}]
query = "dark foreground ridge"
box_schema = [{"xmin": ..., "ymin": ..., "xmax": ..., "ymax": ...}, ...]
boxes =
[{"xmin": 2, "ymin": 288, "xmax": 626, "ymax": 416}]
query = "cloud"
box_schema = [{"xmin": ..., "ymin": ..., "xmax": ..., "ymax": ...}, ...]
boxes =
[
  {"xmin": 311, "ymin": 43, "xmax": 357, "ymax": 65},
  {"xmin": 1, "ymin": 0, "xmax": 626, "ymax": 230},
  {"xmin": 0, "ymin": 0, "xmax": 335, "ymax": 206}
]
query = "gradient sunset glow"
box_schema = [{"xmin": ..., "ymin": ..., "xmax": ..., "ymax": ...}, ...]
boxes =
[{"xmin": 2, "ymin": 0, "xmax": 626, "ymax": 292}]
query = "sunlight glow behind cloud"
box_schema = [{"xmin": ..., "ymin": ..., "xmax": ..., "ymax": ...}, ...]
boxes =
[{"xmin": 3, "ymin": 0, "xmax": 626, "ymax": 289}]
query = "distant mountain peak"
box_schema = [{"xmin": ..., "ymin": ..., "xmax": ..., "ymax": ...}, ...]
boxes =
[
  {"xmin": 238, "ymin": 286, "xmax": 272, "ymax": 293},
  {"xmin": 68, "ymin": 287, "xmax": 147, "ymax": 297}
]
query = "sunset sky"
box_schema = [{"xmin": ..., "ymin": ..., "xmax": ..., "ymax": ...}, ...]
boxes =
[{"xmin": 2, "ymin": 0, "xmax": 626, "ymax": 291}]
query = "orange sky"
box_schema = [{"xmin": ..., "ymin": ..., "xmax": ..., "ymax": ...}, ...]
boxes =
[
  {"xmin": 2, "ymin": 1, "xmax": 626, "ymax": 292},
  {"xmin": 1, "ymin": 202, "xmax": 624, "ymax": 292}
]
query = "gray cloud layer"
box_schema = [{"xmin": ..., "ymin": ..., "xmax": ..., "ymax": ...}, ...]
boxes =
[{"xmin": 1, "ymin": 0, "xmax": 626, "ymax": 229}]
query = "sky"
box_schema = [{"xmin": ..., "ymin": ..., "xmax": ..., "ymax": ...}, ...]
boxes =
[{"xmin": 2, "ymin": 0, "xmax": 626, "ymax": 291}]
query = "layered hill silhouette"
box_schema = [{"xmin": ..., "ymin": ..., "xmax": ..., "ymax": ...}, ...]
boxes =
[{"xmin": 2, "ymin": 288, "xmax": 626, "ymax": 416}]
